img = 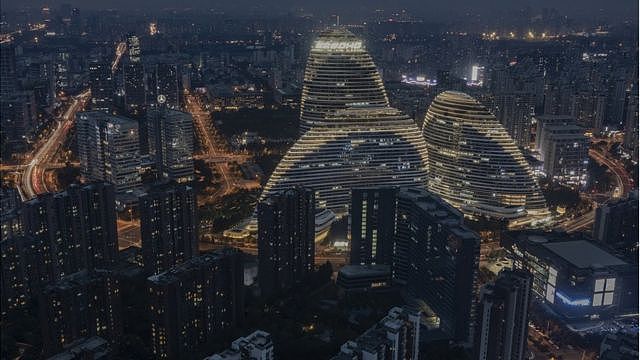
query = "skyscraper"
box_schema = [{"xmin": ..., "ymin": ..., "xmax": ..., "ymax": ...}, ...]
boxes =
[
  {"xmin": 139, "ymin": 182, "xmax": 198, "ymax": 275},
  {"xmin": 147, "ymin": 107, "xmax": 195, "ymax": 183},
  {"xmin": 147, "ymin": 249, "xmax": 244, "ymax": 359},
  {"xmin": 261, "ymin": 28, "xmax": 428, "ymax": 215},
  {"xmin": 297, "ymin": 27, "xmax": 388, "ymax": 134},
  {"xmin": 422, "ymin": 91, "xmax": 549, "ymax": 227},
  {"xmin": 77, "ymin": 111, "xmax": 142, "ymax": 201},
  {"xmin": 349, "ymin": 187, "xmax": 398, "ymax": 266},
  {"xmin": 88, "ymin": 60, "xmax": 114, "ymax": 112},
  {"xmin": 40, "ymin": 270, "xmax": 122, "ymax": 355},
  {"xmin": 0, "ymin": 42, "xmax": 17, "ymax": 99},
  {"xmin": 123, "ymin": 62, "xmax": 146, "ymax": 113},
  {"xmin": 397, "ymin": 187, "xmax": 480, "ymax": 343},
  {"xmin": 475, "ymin": 269, "xmax": 532, "ymax": 360},
  {"xmin": 263, "ymin": 106, "xmax": 428, "ymax": 215},
  {"xmin": 257, "ymin": 187, "xmax": 315, "ymax": 298},
  {"xmin": 154, "ymin": 63, "xmax": 182, "ymax": 109},
  {"xmin": 623, "ymin": 88, "xmax": 639, "ymax": 162}
]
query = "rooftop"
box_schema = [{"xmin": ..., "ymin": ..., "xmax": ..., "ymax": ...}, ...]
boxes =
[{"xmin": 542, "ymin": 240, "xmax": 627, "ymax": 269}]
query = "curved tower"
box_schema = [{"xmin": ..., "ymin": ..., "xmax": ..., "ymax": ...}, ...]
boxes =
[
  {"xmin": 263, "ymin": 105, "xmax": 428, "ymax": 215},
  {"xmin": 422, "ymin": 91, "xmax": 549, "ymax": 227},
  {"xmin": 298, "ymin": 28, "xmax": 389, "ymax": 134}
]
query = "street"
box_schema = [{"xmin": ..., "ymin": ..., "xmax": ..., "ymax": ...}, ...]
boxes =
[{"xmin": 18, "ymin": 89, "xmax": 91, "ymax": 200}]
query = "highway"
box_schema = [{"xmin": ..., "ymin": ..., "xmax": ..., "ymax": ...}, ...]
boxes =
[
  {"xmin": 555, "ymin": 138, "xmax": 635, "ymax": 233},
  {"xmin": 185, "ymin": 91, "xmax": 254, "ymax": 202},
  {"xmin": 589, "ymin": 148, "xmax": 633, "ymax": 198},
  {"xmin": 19, "ymin": 90, "xmax": 91, "ymax": 200}
]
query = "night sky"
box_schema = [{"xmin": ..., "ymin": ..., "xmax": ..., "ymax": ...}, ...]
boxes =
[{"xmin": 1, "ymin": 0, "xmax": 638, "ymax": 22}]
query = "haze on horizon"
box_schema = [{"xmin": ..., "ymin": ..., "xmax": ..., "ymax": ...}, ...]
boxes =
[{"xmin": 1, "ymin": 0, "xmax": 638, "ymax": 23}]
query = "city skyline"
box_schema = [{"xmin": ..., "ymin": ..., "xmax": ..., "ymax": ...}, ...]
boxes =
[{"xmin": 0, "ymin": 1, "xmax": 638, "ymax": 359}]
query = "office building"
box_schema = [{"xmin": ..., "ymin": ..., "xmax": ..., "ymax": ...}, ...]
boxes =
[
  {"xmin": 205, "ymin": 330, "xmax": 274, "ymax": 360},
  {"xmin": 40, "ymin": 270, "xmax": 122, "ymax": 355},
  {"xmin": 533, "ymin": 115, "xmax": 574, "ymax": 151},
  {"xmin": 297, "ymin": 27, "xmax": 388, "ymax": 134},
  {"xmin": 332, "ymin": 307, "xmax": 420, "ymax": 360},
  {"xmin": 423, "ymin": 91, "xmax": 549, "ymax": 227},
  {"xmin": 139, "ymin": 182, "xmax": 198, "ymax": 275},
  {"xmin": 262, "ymin": 28, "xmax": 427, "ymax": 214},
  {"xmin": 77, "ymin": 112, "xmax": 142, "ymax": 201},
  {"xmin": 46, "ymin": 336, "xmax": 112, "ymax": 360},
  {"xmin": 257, "ymin": 187, "xmax": 315, "ymax": 298},
  {"xmin": 538, "ymin": 124, "xmax": 589, "ymax": 186},
  {"xmin": 88, "ymin": 60, "xmax": 114, "ymax": 112},
  {"xmin": 147, "ymin": 107, "xmax": 195, "ymax": 183},
  {"xmin": 349, "ymin": 187, "xmax": 398, "ymax": 266},
  {"xmin": 397, "ymin": 187, "xmax": 480, "ymax": 343},
  {"xmin": 475, "ymin": 269, "xmax": 532, "ymax": 360},
  {"xmin": 263, "ymin": 106, "xmax": 428, "ymax": 215},
  {"xmin": 154, "ymin": 63, "xmax": 182, "ymax": 109},
  {"xmin": 127, "ymin": 34, "xmax": 141, "ymax": 63},
  {"xmin": 147, "ymin": 249, "xmax": 244, "ymax": 359},
  {"xmin": 593, "ymin": 191, "xmax": 639, "ymax": 252},
  {"xmin": 123, "ymin": 62, "xmax": 145, "ymax": 113},
  {"xmin": 505, "ymin": 231, "xmax": 638, "ymax": 320}
]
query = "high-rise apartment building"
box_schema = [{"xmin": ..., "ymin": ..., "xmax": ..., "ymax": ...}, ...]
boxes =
[
  {"xmin": 257, "ymin": 187, "xmax": 315, "ymax": 298},
  {"xmin": 423, "ymin": 91, "xmax": 549, "ymax": 227},
  {"xmin": 475, "ymin": 269, "xmax": 532, "ymax": 360},
  {"xmin": 205, "ymin": 330, "xmax": 274, "ymax": 360},
  {"xmin": 349, "ymin": 187, "xmax": 398, "ymax": 266},
  {"xmin": 397, "ymin": 187, "xmax": 480, "ymax": 343},
  {"xmin": 147, "ymin": 107, "xmax": 194, "ymax": 183},
  {"xmin": 40, "ymin": 270, "xmax": 122, "ymax": 355},
  {"xmin": 147, "ymin": 249, "xmax": 244, "ymax": 359},
  {"xmin": 21, "ymin": 183, "xmax": 118, "ymax": 280},
  {"xmin": 594, "ymin": 191, "xmax": 639, "ymax": 251},
  {"xmin": 493, "ymin": 92, "xmax": 534, "ymax": 148},
  {"xmin": 139, "ymin": 182, "xmax": 198, "ymax": 275},
  {"xmin": 332, "ymin": 307, "xmax": 420, "ymax": 360}
]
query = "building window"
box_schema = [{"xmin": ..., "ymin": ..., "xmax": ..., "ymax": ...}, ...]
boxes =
[{"xmin": 592, "ymin": 278, "xmax": 615, "ymax": 306}]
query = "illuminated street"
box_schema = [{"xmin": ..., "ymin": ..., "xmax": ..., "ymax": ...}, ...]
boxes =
[{"xmin": 18, "ymin": 89, "xmax": 91, "ymax": 200}]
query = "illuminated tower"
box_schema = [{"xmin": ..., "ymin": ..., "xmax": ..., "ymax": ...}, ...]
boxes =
[
  {"xmin": 298, "ymin": 28, "xmax": 388, "ymax": 135},
  {"xmin": 422, "ymin": 91, "xmax": 549, "ymax": 227},
  {"xmin": 263, "ymin": 106, "xmax": 428, "ymax": 214}
]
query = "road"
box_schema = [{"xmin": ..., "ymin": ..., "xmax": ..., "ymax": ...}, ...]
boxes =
[
  {"xmin": 555, "ymin": 139, "xmax": 634, "ymax": 233},
  {"xmin": 184, "ymin": 91, "xmax": 255, "ymax": 202},
  {"xmin": 19, "ymin": 90, "xmax": 91, "ymax": 200},
  {"xmin": 589, "ymin": 148, "xmax": 633, "ymax": 198}
]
